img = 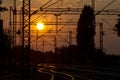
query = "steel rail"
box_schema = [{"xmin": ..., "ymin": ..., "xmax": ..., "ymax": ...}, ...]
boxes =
[
  {"xmin": 50, "ymin": 70, "xmax": 75, "ymax": 80},
  {"xmin": 38, "ymin": 69, "xmax": 54, "ymax": 80}
]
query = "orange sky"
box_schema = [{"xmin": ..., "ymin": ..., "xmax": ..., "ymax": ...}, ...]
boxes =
[{"xmin": 1, "ymin": 0, "xmax": 120, "ymax": 55}]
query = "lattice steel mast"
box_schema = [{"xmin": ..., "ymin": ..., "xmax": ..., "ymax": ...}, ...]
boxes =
[{"xmin": 22, "ymin": 0, "xmax": 31, "ymax": 76}]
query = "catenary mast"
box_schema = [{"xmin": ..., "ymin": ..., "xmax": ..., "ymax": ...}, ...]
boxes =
[{"xmin": 22, "ymin": 0, "xmax": 31, "ymax": 77}]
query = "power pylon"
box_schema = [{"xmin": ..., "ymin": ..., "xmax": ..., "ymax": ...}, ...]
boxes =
[{"xmin": 22, "ymin": 0, "xmax": 31, "ymax": 77}]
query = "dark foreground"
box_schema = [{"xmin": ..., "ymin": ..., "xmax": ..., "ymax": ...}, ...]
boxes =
[{"xmin": 1, "ymin": 64, "xmax": 120, "ymax": 80}]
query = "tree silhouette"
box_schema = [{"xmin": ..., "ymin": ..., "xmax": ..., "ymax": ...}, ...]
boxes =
[
  {"xmin": 76, "ymin": 5, "xmax": 95, "ymax": 60},
  {"xmin": 0, "ymin": 20, "xmax": 11, "ymax": 71}
]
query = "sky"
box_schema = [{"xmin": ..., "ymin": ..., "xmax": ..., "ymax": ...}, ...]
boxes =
[{"xmin": 1, "ymin": 0, "xmax": 120, "ymax": 55}]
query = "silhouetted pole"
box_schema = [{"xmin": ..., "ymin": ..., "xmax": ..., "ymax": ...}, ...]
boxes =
[
  {"xmin": 99, "ymin": 23, "xmax": 104, "ymax": 52},
  {"xmin": 54, "ymin": 13, "xmax": 61, "ymax": 53},
  {"xmin": 0, "ymin": 18, "xmax": 3, "ymax": 73},
  {"xmin": 13, "ymin": 0, "xmax": 17, "ymax": 47},
  {"xmin": 36, "ymin": 29, "xmax": 38, "ymax": 50},
  {"xmin": 13, "ymin": 0, "xmax": 17, "ymax": 72},
  {"xmin": 69, "ymin": 31, "xmax": 72, "ymax": 46},
  {"xmin": 42, "ymin": 35, "xmax": 44, "ymax": 51},
  {"xmin": 22, "ymin": 0, "xmax": 31, "ymax": 79}
]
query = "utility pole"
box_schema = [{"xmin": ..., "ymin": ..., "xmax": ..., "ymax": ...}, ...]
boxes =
[
  {"xmin": 42, "ymin": 35, "xmax": 44, "ymax": 51},
  {"xmin": 13, "ymin": 0, "xmax": 17, "ymax": 71},
  {"xmin": 13, "ymin": 0, "xmax": 17, "ymax": 47},
  {"xmin": 69, "ymin": 31, "xmax": 72, "ymax": 46},
  {"xmin": 54, "ymin": 13, "xmax": 61, "ymax": 53},
  {"xmin": 99, "ymin": 23, "xmax": 104, "ymax": 52},
  {"xmin": 36, "ymin": 29, "xmax": 38, "ymax": 50},
  {"xmin": 22, "ymin": 0, "xmax": 31, "ymax": 79}
]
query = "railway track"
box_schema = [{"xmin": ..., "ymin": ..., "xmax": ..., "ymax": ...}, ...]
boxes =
[
  {"xmin": 53, "ymin": 65, "xmax": 120, "ymax": 80},
  {"xmin": 36, "ymin": 64, "xmax": 92, "ymax": 80},
  {"xmin": 38, "ymin": 67, "xmax": 75, "ymax": 80},
  {"xmin": 35, "ymin": 64, "xmax": 120, "ymax": 80}
]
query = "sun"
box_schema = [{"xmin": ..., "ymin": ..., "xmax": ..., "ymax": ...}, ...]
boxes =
[{"xmin": 36, "ymin": 22, "xmax": 45, "ymax": 30}]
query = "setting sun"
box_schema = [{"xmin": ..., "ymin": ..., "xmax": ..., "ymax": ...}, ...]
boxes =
[{"xmin": 36, "ymin": 22, "xmax": 45, "ymax": 30}]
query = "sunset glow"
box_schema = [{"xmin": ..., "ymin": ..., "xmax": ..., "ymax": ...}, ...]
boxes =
[{"xmin": 36, "ymin": 22, "xmax": 45, "ymax": 30}]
